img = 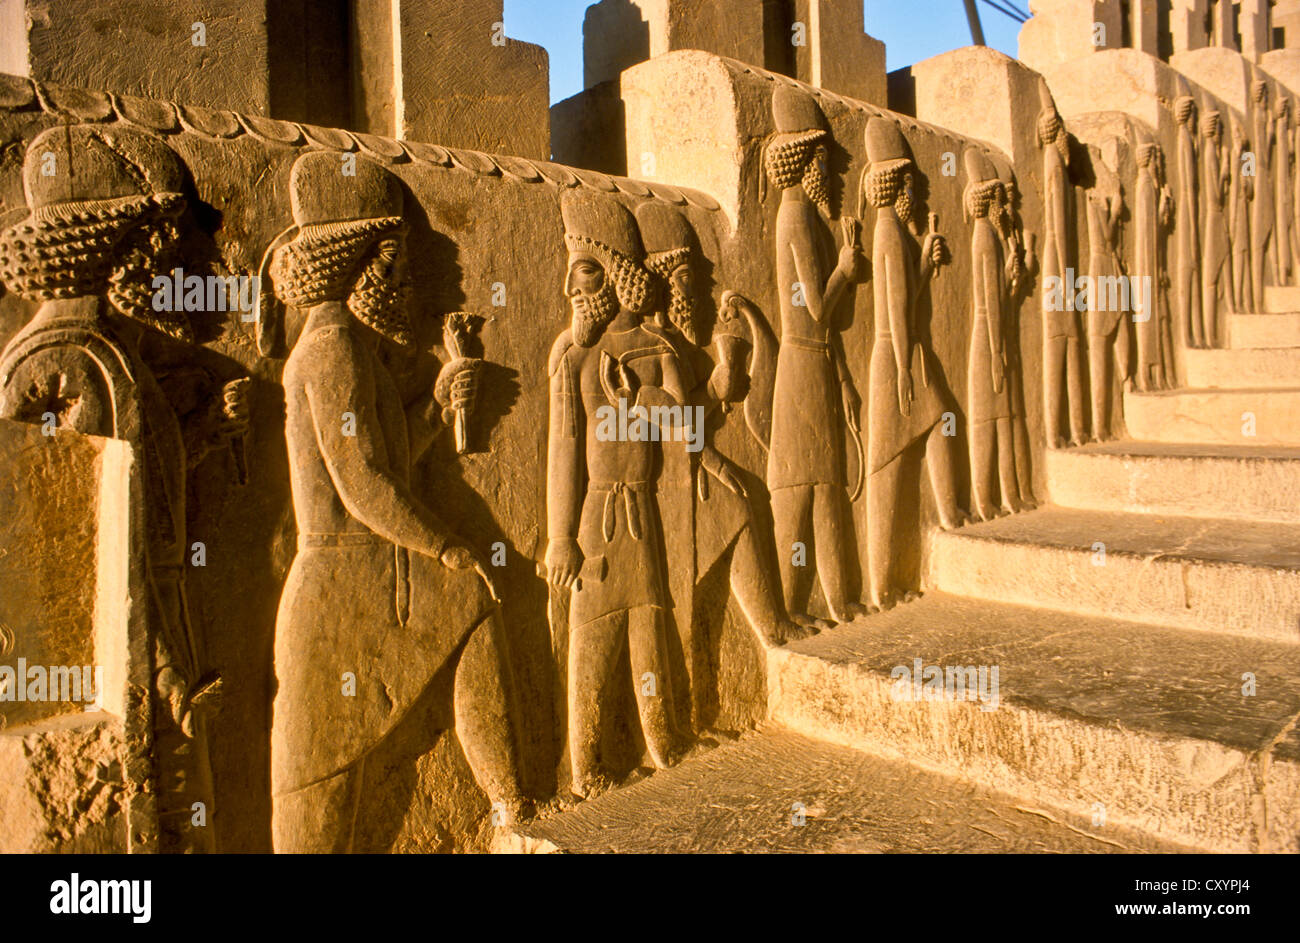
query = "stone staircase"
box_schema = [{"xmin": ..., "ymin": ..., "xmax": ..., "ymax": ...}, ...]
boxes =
[{"xmin": 511, "ymin": 308, "xmax": 1300, "ymax": 854}]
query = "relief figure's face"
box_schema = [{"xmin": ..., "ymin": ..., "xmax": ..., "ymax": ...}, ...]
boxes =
[{"xmin": 566, "ymin": 250, "xmax": 618, "ymax": 347}]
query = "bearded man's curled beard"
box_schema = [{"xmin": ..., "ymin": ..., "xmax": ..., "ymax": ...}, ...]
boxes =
[
  {"xmin": 349, "ymin": 250, "xmax": 414, "ymax": 348},
  {"xmin": 570, "ymin": 280, "xmax": 619, "ymax": 347},
  {"xmin": 802, "ymin": 157, "xmax": 832, "ymax": 219},
  {"xmin": 895, "ymin": 183, "xmax": 914, "ymax": 228},
  {"xmin": 666, "ymin": 282, "xmax": 698, "ymax": 346}
]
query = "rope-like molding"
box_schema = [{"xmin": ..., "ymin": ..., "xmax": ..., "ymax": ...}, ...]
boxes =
[{"xmin": 0, "ymin": 72, "xmax": 723, "ymax": 215}]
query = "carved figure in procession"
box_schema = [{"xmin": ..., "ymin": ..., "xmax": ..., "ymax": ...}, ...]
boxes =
[
  {"xmin": 1292, "ymin": 99, "xmax": 1300, "ymax": 281},
  {"xmin": 546, "ymin": 189, "xmax": 689, "ymax": 797},
  {"xmin": 1036, "ymin": 81, "xmax": 1086, "ymax": 447},
  {"xmin": 634, "ymin": 201, "xmax": 814, "ymax": 652},
  {"xmin": 1201, "ymin": 110, "xmax": 1230, "ymax": 347},
  {"xmin": 763, "ymin": 86, "xmax": 869, "ymax": 627},
  {"xmin": 265, "ymin": 152, "xmax": 529, "ymax": 851},
  {"xmin": 991, "ymin": 160, "xmax": 1038, "ymax": 509},
  {"xmin": 0, "ymin": 125, "xmax": 248, "ymax": 853},
  {"xmin": 1230, "ymin": 120, "xmax": 1255, "ymax": 314},
  {"xmin": 1134, "ymin": 142, "xmax": 1166, "ymax": 391},
  {"xmin": 1173, "ymin": 95, "xmax": 1205, "ymax": 349},
  {"xmin": 862, "ymin": 116, "xmax": 965, "ymax": 612},
  {"xmin": 1276, "ymin": 96, "xmax": 1294, "ymax": 290},
  {"xmin": 1083, "ymin": 149, "xmax": 1132, "ymax": 440},
  {"xmin": 963, "ymin": 149, "xmax": 1021, "ymax": 518},
  {"xmin": 1251, "ymin": 79, "xmax": 1276, "ymax": 312}
]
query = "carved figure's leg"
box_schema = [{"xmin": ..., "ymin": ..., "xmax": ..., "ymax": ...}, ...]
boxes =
[
  {"xmin": 771, "ymin": 484, "xmax": 814, "ymax": 622},
  {"xmin": 272, "ymin": 764, "xmax": 362, "ymax": 854},
  {"xmin": 567, "ymin": 611, "xmax": 626, "ymax": 797},
  {"xmin": 867, "ymin": 458, "xmax": 902, "ymax": 610},
  {"xmin": 926, "ymin": 422, "xmax": 962, "ymax": 529},
  {"xmin": 454, "ymin": 610, "xmax": 527, "ymax": 818},
  {"xmin": 1065, "ymin": 335, "xmax": 1087, "ymax": 446},
  {"xmin": 628, "ymin": 605, "xmax": 679, "ymax": 769}
]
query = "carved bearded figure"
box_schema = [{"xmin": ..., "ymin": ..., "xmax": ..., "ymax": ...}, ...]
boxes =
[
  {"xmin": 266, "ymin": 152, "xmax": 527, "ymax": 852},
  {"xmin": 1083, "ymin": 149, "xmax": 1132, "ymax": 440},
  {"xmin": 1201, "ymin": 110, "xmax": 1231, "ymax": 347},
  {"xmin": 1173, "ymin": 95, "xmax": 1205, "ymax": 349},
  {"xmin": 963, "ymin": 149, "xmax": 1020, "ymax": 518},
  {"xmin": 763, "ymin": 86, "xmax": 868, "ymax": 628},
  {"xmin": 863, "ymin": 117, "xmax": 965, "ymax": 611},
  {"xmin": 546, "ymin": 189, "xmax": 688, "ymax": 797},
  {"xmin": 1251, "ymin": 79, "xmax": 1275, "ymax": 311},
  {"xmin": 0, "ymin": 125, "xmax": 246, "ymax": 853},
  {"xmin": 1036, "ymin": 82, "xmax": 1086, "ymax": 447}
]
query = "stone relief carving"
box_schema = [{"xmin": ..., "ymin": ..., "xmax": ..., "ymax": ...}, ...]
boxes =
[
  {"xmin": 1230, "ymin": 119, "xmax": 1255, "ymax": 316},
  {"xmin": 0, "ymin": 124, "xmax": 248, "ymax": 853},
  {"xmin": 1251, "ymin": 79, "xmax": 1275, "ymax": 312},
  {"xmin": 1083, "ymin": 146, "xmax": 1132, "ymax": 440},
  {"xmin": 1200, "ymin": 110, "xmax": 1231, "ymax": 348},
  {"xmin": 991, "ymin": 159, "xmax": 1038, "ymax": 510},
  {"xmin": 546, "ymin": 189, "xmax": 688, "ymax": 798},
  {"xmin": 862, "ymin": 116, "xmax": 965, "ymax": 611},
  {"xmin": 633, "ymin": 200, "xmax": 812, "ymax": 660},
  {"xmin": 1037, "ymin": 80, "xmax": 1086, "ymax": 448},
  {"xmin": 1134, "ymin": 141, "xmax": 1176, "ymax": 391},
  {"xmin": 1174, "ymin": 95, "xmax": 1206, "ymax": 349},
  {"xmin": 4, "ymin": 2, "xmax": 1300, "ymax": 859},
  {"xmin": 266, "ymin": 152, "xmax": 529, "ymax": 850},
  {"xmin": 763, "ymin": 86, "xmax": 869, "ymax": 628},
  {"xmin": 1275, "ymin": 95, "xmax": 1294, "ymax": 293},
  {"xmin": 963, "ymin": 148, "xmax": 1024, "ymax": 516}
]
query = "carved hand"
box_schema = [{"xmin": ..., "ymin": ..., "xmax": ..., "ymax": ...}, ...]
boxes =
[
  {"xmin": 702, "ymin": 448, "xmax": 747, "ymax": 498},
  {"xmin": 216, "ymin": 378, "xmax": 251, "ymax": 439},
  {"xmin": 435, "ymin": 357, "xmax": 481, "ymax": 424},
  {"xmin": 898, "ymin": 365, "xmax": 914, "ymax": 417},
  {"xmin": 545, "ymin": 537, "xmax": 584, "ymax": 590},
  {"xmin": 838, "ymin": 216, "xmax": 867, "ymax": 283},
  {"xmin": 922, "ymin": 231, "xmax": 950, "ymax": 272},
  {"xmin": 992, "ymin": 348, "xmax": 1006, "ymax": 395},
  {"xmin": 441, "ymin": 543, "xmax": 500, "ymax": 601}
]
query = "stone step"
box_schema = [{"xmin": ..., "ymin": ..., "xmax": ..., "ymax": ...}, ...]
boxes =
[
  {"xmin": 1263, "ymin": 285, "xmax": 1300, "ymax": 313},
  {"xmin": 1047, "ymin": 441, "xmax": 1300, "ymax": 524},
  {"xmin": 1228, "ymin": 311, "xmax": 1300, "ymax": 348},
  {"xmin": 504, "ymin": 727, "xmax": 1185, "ymax": 853},
  {"xmin": 927, "ymin": 507, "xmax": 1300, "ymax": 641},
  {"xmin": 1122, "ymin": 387, "xmax": 1300, "ymax": 447},
  {"xmin": 1182, "ymin": 346, "xmax": 1300, "ymax": 388},
  {"xmin": 767, "ymin": 592, "xmax": 1300, "ymax": 853}
]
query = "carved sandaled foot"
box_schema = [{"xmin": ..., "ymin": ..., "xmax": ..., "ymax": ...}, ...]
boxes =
[
  {"xmin": 940, "ymin": 508, "xmax": 973, "ymax": 530},
  {"xmin": 570, "ymin": 772, "xmax": 614, "ymax": 801},
  {"xmin": 770, "ymin": 619, "xmax": 818, "ymax": 645},
  {"xmin": 830, "ymin": 602, "xmax": 871, "ymax": 624},
  {"xmin": 791, "ymin": 612, "xmax": 834, "ymax": 634}
]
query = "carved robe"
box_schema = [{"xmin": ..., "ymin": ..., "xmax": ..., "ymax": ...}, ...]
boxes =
[
  {"xmin": 272, "ymin": 322, "xmax": 494, "ymax": 794},
  {"xmin": 767, "ymin": 197, "xmax": 848, "ymax": 491}
]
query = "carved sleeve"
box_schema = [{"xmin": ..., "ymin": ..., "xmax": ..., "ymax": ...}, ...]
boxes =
[
  {"xmin": 789, "ymin": 223, "xmax": 827, "ymax": 322},
  {"xmin": 547, "ymin": 336, "xmax": 583, "ymax": 542},
  {"xmin": 886, "ymin": 243, "xmax": 912, "ymax": 373},
  {"xmin": 304, "ymin": 330, "xmax": 456, "ymax": 559}
]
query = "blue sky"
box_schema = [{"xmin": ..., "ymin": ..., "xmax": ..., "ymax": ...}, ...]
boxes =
[{"xmin": 502, "ymin": 0, "xmax": 1025, "ymax": 105}]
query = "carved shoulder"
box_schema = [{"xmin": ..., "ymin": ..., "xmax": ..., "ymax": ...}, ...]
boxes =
[{"xmin": 548, "ymin": 329, "xmax": 578, "ymax": 377}]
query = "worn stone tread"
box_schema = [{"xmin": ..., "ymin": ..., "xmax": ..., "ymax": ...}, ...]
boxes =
[
  {"xmin": 935, "ymin": 505, "xmax": 1300, "ymax": 573},
  {"xmin": 782, "ymin": 592, "xmax": 1300, "ymax": 761},
  {"xmin": 513, "ymin": 729, "xmax": 1184, "ymax": 854}
]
